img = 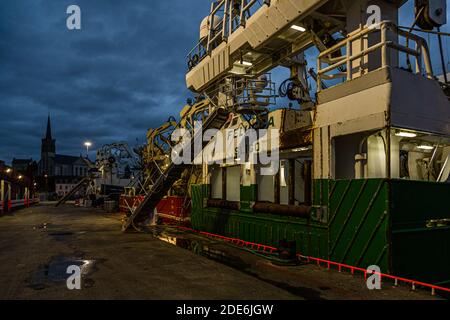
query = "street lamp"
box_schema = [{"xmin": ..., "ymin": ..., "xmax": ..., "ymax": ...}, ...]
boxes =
[
  {"xmin": 84, "ymin": 141, "xmax": 92, "ymax": 157},
  {"xmin": 5, "ymin": 168, "xmax": 12, "ymax": 174}
]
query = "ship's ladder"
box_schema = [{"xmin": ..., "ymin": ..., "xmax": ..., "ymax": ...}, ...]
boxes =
[
  {"xmin": 122, "ymin": 107, "xmax": 229, "ymax": 231},
  {"xmin": 55, "ymin": 176, "xmax": 92, "ymax": 207}
]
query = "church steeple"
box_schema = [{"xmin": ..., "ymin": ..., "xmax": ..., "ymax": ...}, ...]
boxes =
[
  {"xmin": 40, "ymin": 114, "xmax": 56, "ymax": 176},
  {"xmin": 45, "ymin": 114, "xmax": 52, "ymax": 139}
]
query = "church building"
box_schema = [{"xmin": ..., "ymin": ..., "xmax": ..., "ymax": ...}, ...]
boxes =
[{"xmin": 38, "ymin": 116, "xmax": 91, "ymax": 196}]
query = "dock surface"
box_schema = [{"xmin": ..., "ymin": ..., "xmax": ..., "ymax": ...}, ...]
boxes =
[{"xmin": 0, "ymin": 205, "xmax": 440, "ymax": 300}]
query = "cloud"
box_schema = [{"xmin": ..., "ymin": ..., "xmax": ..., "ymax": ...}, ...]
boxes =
[{"xmin": 0, "ymin": 0, "xmax": 208, "ymax": 162}]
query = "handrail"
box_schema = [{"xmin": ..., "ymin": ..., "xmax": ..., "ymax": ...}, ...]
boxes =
[
  {"xmin": 0, "ymin": 197, "xmax": 39, "ymax": 212},
  {"xmin": 187, "ymin": 0, "xmax": 267, "ymax": 70},
  {"xmin": 223, "ymin": 74, "xmax": 277, "ymax": 109},
  {"xmin": 317, "ymin": 21, "xmax": 434, "ymax": 91},
  {"xmin": 300, "ymin": 255, "xmax": 450, "ymax": 296},
  {"xmin": 176, "ymin": 226, "xmax": 450, "ymax": 296}
]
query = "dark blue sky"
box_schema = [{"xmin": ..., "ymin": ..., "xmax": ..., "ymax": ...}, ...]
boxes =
[
  {"xmin": 0, "ymin": 0, "xmax": 209, "ymax": 163},
  {"xmin": 0, "ymin": 0, "xmax": 449, "ymax": 164}
]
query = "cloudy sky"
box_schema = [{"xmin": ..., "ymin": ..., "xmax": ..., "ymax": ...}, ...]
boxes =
[{"xmin": 0, "ymin": 0, "xmax": 449, "ymax": 164}]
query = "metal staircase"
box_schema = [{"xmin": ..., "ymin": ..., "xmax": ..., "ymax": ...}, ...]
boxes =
[
  {"xmin": 55, "ymin": 177, "xmax": 91, "ymax": 207},
  {"xmin": 122, "ymin": 107, "xmax": 230, "ymax": 231},
  {"xmin": 123, "ymin": 171, "xmax": 147, "ymax": 196}
]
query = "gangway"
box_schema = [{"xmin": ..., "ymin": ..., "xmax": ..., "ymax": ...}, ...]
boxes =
[
  {"xmin": 55, "ymin": 177, "xmax": 91, "ymax": 207},
  {"xmin": 122, "ymin": 107, "xmax": 230, "ymax": 231}
]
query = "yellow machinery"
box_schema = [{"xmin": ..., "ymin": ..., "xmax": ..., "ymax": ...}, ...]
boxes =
[{"xmin": 140, "ymin": 99, "xmax": 213, "ymax": 198}]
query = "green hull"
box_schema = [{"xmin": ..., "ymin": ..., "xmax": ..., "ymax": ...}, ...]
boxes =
[{"xmin": 191, "ymin": 180, "xmax": 450, "ymax": 285}]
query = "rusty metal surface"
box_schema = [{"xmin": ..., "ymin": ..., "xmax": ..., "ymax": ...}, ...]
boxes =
[
  {"xmin": 280, "ymin": 127, "xmax": 312, "ymax": 150},
  {"xmin": 207, "ymin": 199, "xmax": 240, "ymax": 210},
  {"xmin": 253, "ymin": 202, "xmax": 311, "ymax": 218}
]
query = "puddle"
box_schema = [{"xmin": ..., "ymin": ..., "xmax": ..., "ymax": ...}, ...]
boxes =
[
  {"xmin": 28, "ymin": 283, "xmax": 49, "ymax": 291},
  {"xmin": 48, "ymin": 232, "xmax": 74, "ymax": 237},
  {"xmin": 28, "ymin": 255, "xmax": 99, "ymax": 290},
  {"xmin": 44, "ymin": 258, "xmax": 95, "ymax": 282},
  {"xmin": 47, "ymin": 231, "xmax": 76, "ymax": 242},
  {"xmin": 33, "ymin": 223, "xmax": 52, "ymax": 230}
]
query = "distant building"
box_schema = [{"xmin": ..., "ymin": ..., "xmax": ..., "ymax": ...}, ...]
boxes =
[
  {"xmin": 37, "ymin": 115, "xmax": 91, "ymax": 196},
  {"xmin": 54, "ymin": 155, "xmax": 89, "ymax": 197},
  {"xmin": 55, "ymin": 177, "xmax": 86, "ymax": 198},
  {"xmin": 12, "ymin": 158, "xmax": 37, "ymax": 176},
  {"xmin": 12, "ymin": 159, "xmax": 38, "ymax": 186},
  {"xmin": 12, "ymin": 159, "xmax": 33, "ymax": 173},
  {"xmin": 54, "ymin": 155, "xmax": 89, "ymax": 177}
]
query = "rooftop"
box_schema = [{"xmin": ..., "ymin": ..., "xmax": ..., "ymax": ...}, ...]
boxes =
[{"xmin": 54, "ymin": 154, "xmax": 84, "ymax": 165}]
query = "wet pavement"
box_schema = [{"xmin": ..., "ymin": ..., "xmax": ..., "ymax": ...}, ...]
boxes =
[
  {"xmin": 0, "ymin": 205, "xmax": 300, "ymax": 299},
  {"xmin": 0, "ymin": 204, "xmax": 442, "ymax": 300}
]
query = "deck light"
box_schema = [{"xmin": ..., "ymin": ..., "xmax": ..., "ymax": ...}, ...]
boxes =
[
  {"xmin": 292, "ymin": 146, "xmax": 312, "ymax": 152},
  {"xmin": 395, "ymin": 131, "xmax": 417, "ymax": 138},
  {"xmin": 417, "ymin": 144, "xmax": 434, "ymax": 151},
  {"xmin": 291, "ymin": 25, "xmax": 306, "ymax": 32}
]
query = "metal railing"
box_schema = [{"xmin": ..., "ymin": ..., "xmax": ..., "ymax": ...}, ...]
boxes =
[
  {"xmin": 0, "ymin": 198, "xmax": 39, "ymax": 213},
  {"xmin": 317, "ymin": 21, "xmax": 434, "ymax": 91},
  {"xmin": 187, "ymin": 0, "xmax": 268, "ymax": 70},
  {"xmin": 223, "ymin": 74, "xmax": 277, "ymax": 110},
  {"xmin": 187, "ymin": 40, "xmax": 208, "ymax": 71},
  {"xmin": 176, "ymin": 226, "xmax": 450, "ymax": 296}
]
